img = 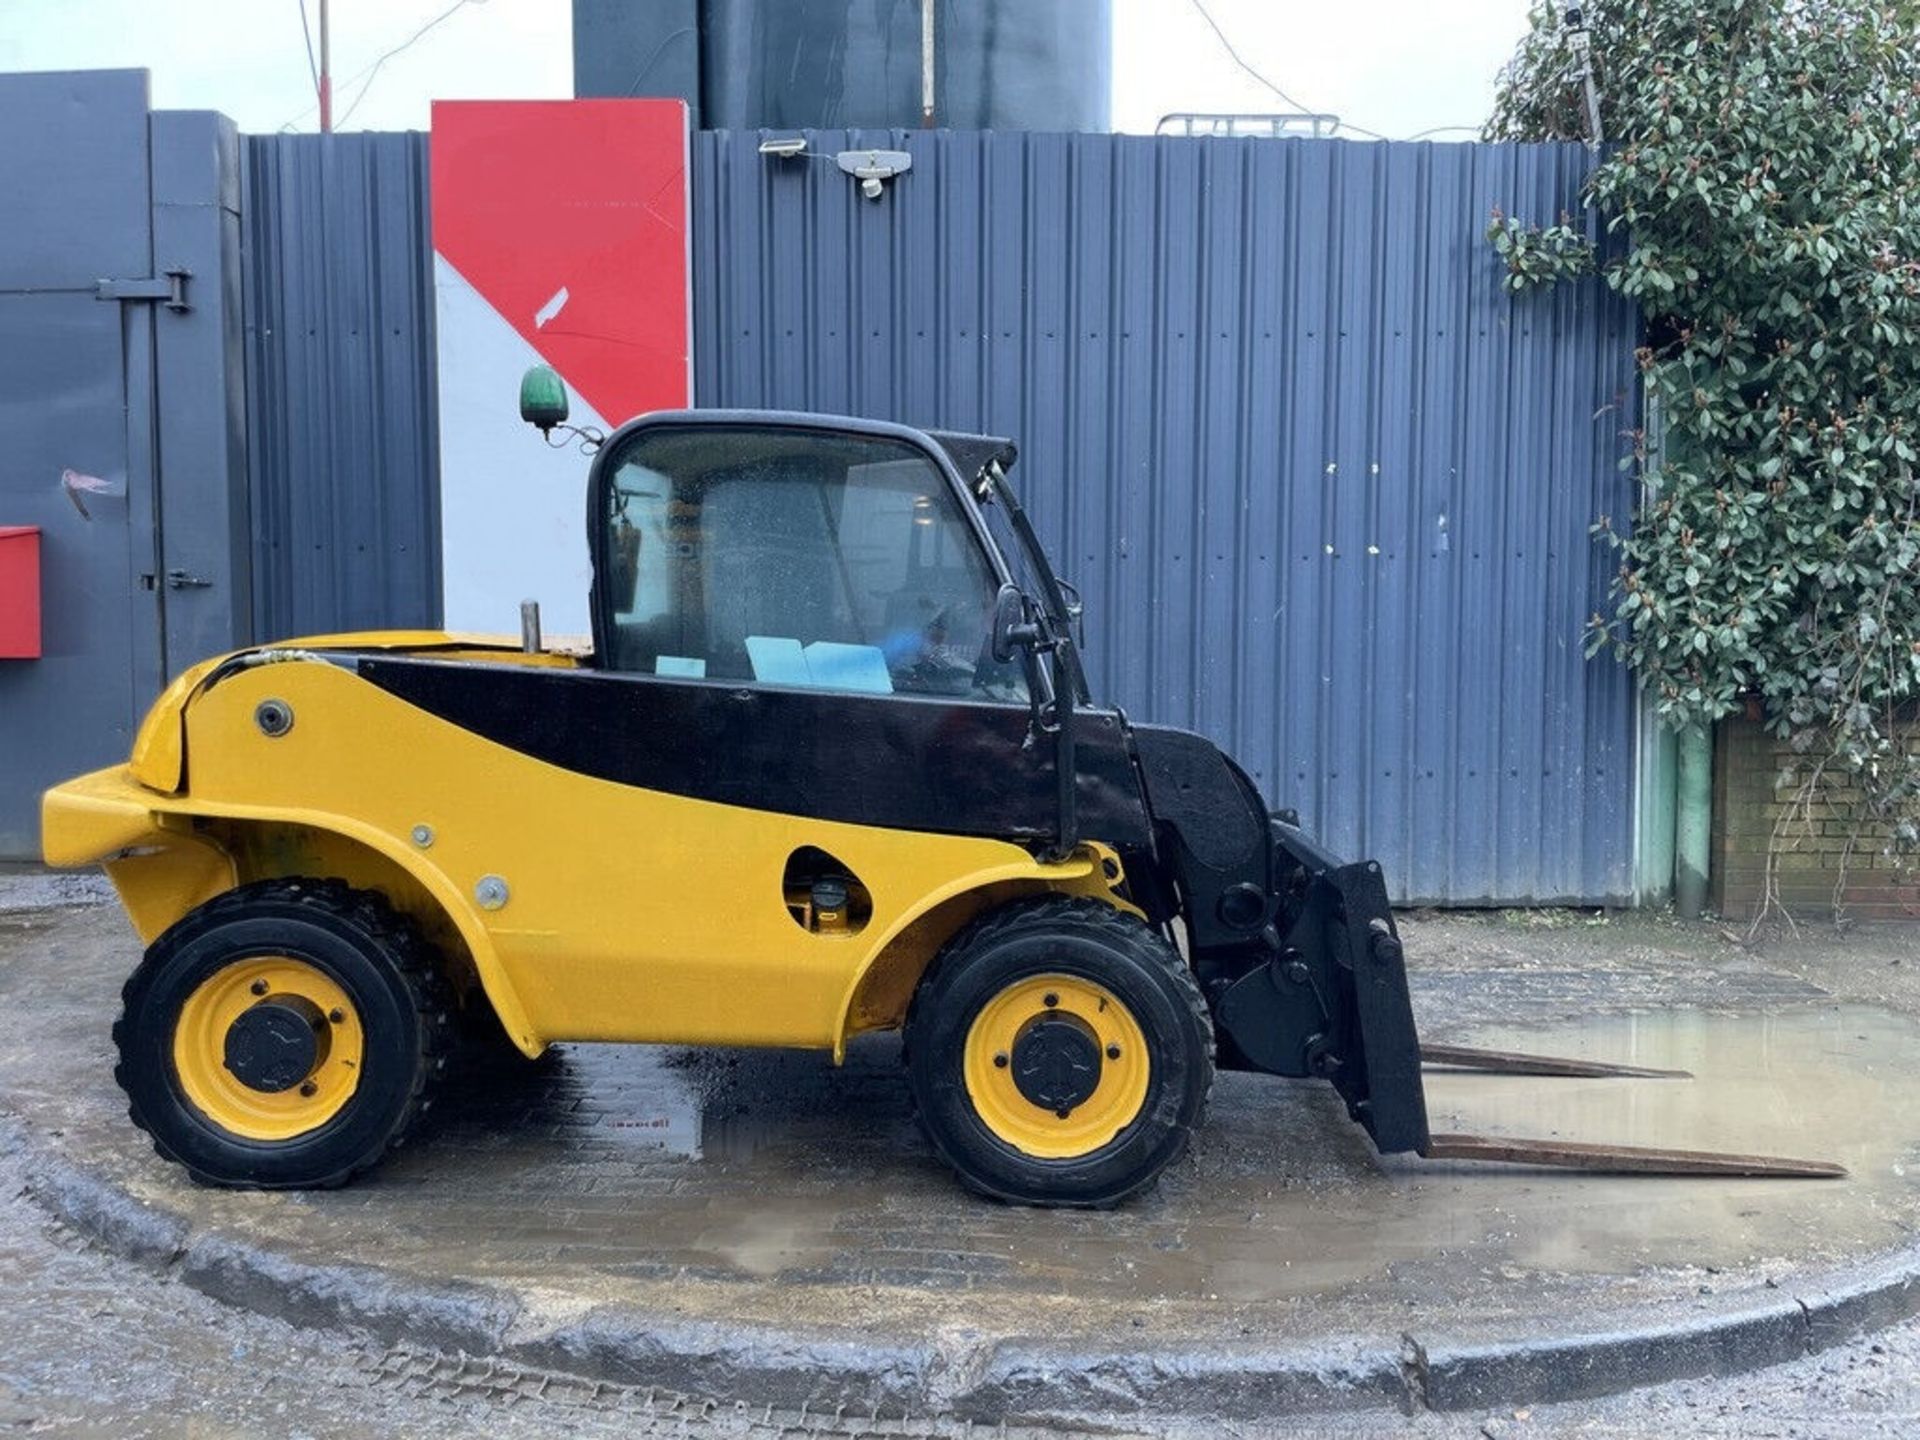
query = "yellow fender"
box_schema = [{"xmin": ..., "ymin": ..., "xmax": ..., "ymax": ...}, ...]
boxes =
[
  {"xmin": 43, "ymin": 766, "xmax": 542, "ymax": 1051},
  {"xmin": 830, "ymin": 842, "xmax": 1135, "ymax": 1060}
]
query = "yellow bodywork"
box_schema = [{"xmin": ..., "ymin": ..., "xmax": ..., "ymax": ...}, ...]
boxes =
[{"xmin": 44, "ymin": 635, "xmax": 1132, "ymax": 1060}]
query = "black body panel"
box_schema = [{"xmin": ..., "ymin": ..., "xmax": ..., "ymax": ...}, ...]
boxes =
[
  {"xmin": 1129, "ymin": 724, "xmax": 1275, "ymax": 948},
  {"xmin": 1129, "ymin": 725, "xmax": 1267, "ymax": 871},
  {"xmin": 355, "ymin": 656, "xmax": 1155, "ymax": 849}
]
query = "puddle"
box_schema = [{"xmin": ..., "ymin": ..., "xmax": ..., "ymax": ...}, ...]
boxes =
[
  {"xmin": 1411, "ymin": 1004, "xmax": 1920, "ymax": 1276},
  {"xmin": 1107, "ymin": 1003, "xmax": 1920, "ymax": 1304},
  {"xmin": 369, "ymin": 1004, "xmax": 1920, "ymax": 1307}
]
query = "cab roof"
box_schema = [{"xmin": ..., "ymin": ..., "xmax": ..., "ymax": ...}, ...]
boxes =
[
  {"xmin": 927, "ymin": 430, "xmax": 1019, "ymax": 486},
  {"xmin": 599, "ymin": 409, "xmax": 1020, "ymax": 489}
]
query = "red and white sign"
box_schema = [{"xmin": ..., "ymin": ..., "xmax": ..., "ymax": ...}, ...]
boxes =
[
  {"xmin": 430, "ymin": 99, "xmax": 691, "ymax": 638},
  {"xmin": 0, "ymin": 526, "xmax": 41, "ymax": 660}
]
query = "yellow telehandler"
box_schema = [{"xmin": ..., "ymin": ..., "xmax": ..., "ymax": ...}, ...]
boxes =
[{"xmin": 42, "ymin": 380, "xmax": 1841, "ymax": 1204}]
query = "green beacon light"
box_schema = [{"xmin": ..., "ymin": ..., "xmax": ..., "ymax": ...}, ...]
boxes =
[{"xmin": 518, "ymin": 364, "xmax": 570, "ymax": 435}]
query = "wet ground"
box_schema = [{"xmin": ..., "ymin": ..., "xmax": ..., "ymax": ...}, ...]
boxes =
[
  {"xmin": 10, "ymin": 906, "xmax": 1915, "ymax": 1343},
  {"xmin": 5, "ymin": 1132, "xmax": 1920, "ymax": 1440},
  {"xmin": 5, "ymin": 887, "xmax": 1920, "ymax": 1430},
  {"xmin": 7, "ymin": 1124, "xmax": 1920, "ymax": 1440}
]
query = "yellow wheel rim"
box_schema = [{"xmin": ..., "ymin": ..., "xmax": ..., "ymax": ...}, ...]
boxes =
[
  {"xmin": 171, "ymin": 957, "xmax": 363, "ymax": 1141},
  {"xmin": 962, "ymin": 973, "xmax": 1150, "ymax": 1159}
]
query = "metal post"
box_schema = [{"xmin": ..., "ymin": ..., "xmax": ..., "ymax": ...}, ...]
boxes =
[
  {"xmin": 1565, "ymin": 7, "xmax": 1602, "ymax": 149},
  {"xmin": 1675, "ymin": 724, "xmax": 1711, "ymax": 918},
  {"xmin": 1633, "ymin": 692, "xmax": 1679, "ymax": 904},
  {"xmin": 520, "ymin": 599, "xmax": 543, "ymax": 653},
  {"xmin": 318, "ymin": 0, "xmax": 333, "ymax": 133},
  {"xmin": 920, "ymin": 0, "xmax": 935, "ymax": 127}
]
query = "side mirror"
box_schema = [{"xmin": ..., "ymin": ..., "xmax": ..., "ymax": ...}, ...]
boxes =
[
  {"xmin": 519, "ymin": 364, "xmax": 570, "ymax": 434},
  {"xmin": 990, "ymin": 583, "xmax": 1042, "ymax": 663}
]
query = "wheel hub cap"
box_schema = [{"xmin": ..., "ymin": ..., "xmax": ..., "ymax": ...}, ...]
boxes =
[
  {"xmin": 1010, "ymin": 1014, "xmax": 1102, "ymax": 1113},
  {"xmin": 223, "ymin": 996, "xmax": 327, "ymax": 1093}
]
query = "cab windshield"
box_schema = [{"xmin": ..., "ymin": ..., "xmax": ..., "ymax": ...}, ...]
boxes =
[{"xmin": 596, "ymin": 425, "xmax": 1027, "ymax": 703}]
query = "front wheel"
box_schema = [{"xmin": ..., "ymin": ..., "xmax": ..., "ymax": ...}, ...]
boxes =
[
  {"xmin": 114, "ymin": 878, "xmax": 451, "ymax": 1188},
  {"xmin": 905, "ymin": 896, "xmax": 1213, "ymax": 1207}
]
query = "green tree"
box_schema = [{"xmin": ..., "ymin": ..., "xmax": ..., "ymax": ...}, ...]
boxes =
[{"xmin": 1488, "ymin": 0, "xmax": 1920, "ymax": 914}]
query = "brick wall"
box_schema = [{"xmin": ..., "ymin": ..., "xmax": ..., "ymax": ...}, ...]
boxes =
[{"xmin": 1712, "ymin": 713, "xmax": 1920, "ymax": 921}]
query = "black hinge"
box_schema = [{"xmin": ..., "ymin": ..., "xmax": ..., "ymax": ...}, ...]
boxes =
[{"xmin": 95, "ymin": 267, "xmax": 191, "ymax": 312}]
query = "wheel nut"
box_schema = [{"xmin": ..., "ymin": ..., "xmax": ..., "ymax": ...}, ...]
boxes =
[
  {"xmin": 299, "ymin": 1080, "xmax": 318, "ymax": 1098},
  {"xmin": 1106, "ymin": 1044, "xmax": 1121, "ymax": 1060},
  {"xmin": 328, "ymin": 1008, "xmax": 345, "ymax": 1024},
  {"xmin": 1055, "ymin": 1107, "xmax": 1071, "ymax": 1119},
  {"xmin": 249, "ymin": 979, "xmax": 269, "ymax": 996},
  {"xmin": 993, "ymin": 1052, "xmax": 1009, "ymax": 1068},
  {"xmin": 1043, "ymin": 992, "xmax": 1059, "ymax": 1008}
]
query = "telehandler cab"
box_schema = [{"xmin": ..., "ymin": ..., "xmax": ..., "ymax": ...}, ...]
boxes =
[{"xmin": 43, "ymin": 385, "xmax": 1842, "ymax": 1205}]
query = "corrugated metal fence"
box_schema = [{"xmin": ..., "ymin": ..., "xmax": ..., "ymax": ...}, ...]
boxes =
[
  {"xmin": 237, "ymin": 129, "xmax": 1640, "ymax": 904},
  {"xmin": 241, "ymin": 134, "xmax": 442, "ymax": 639},
  {"xmin": 692, "ymin": 132, "xmax": 1641, "ymax": 904}
]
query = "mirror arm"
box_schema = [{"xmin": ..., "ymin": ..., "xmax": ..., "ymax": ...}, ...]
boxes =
[
  {"xmin": 1055, "ymin": 577, "xmax": 1087, "ymax": 649},
  {"xmin": 1004, "ymin": 620, "xmax": 1043, "ymax": 651}
]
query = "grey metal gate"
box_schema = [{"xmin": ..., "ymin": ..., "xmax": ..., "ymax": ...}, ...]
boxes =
[{"xmin": 0, "ymin": 70, "xmax": 249, "ymax": 859}]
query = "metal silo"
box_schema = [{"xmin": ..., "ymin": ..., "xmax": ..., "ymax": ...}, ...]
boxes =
[{"xmin": 572, "ymin": 0, "xmax": 1112, "ymax": 132}]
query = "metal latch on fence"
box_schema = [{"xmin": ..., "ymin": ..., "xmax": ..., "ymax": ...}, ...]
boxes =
[{"xmin": 94, "ymin": 267, "xmax": 192, "ymax": 312}]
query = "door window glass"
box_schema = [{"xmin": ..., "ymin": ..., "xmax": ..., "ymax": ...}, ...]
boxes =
[{"xmin": 599, "ymin": 427, "xmax": 1025, "ymax": 701}]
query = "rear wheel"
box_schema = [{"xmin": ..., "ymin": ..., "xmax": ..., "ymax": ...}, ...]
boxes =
[
  {"xmin": 905, "ymin": 896, "xmax": 1213, "ymax": 1207},
  {"xmin": 114, "ymin": 878, "xmax": 451, "ymax": 1188}
]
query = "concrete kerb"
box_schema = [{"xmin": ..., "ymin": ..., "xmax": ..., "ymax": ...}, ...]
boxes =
[
  {"xmin": 943, "ymin": 1336, "xmax": 1412, "ymax": 1423},
  {"xmin": 15, "ymin": 1108, "xmax": 1920, "ymax": 1423},
  {"xmin": 1418, "ymin": 1242, "xmax": 1920, "ymax": 1411}
]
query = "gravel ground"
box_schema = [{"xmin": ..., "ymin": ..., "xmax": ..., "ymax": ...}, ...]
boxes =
[{"xmin": 0, "ymin": 867, "xmax": 110, "ymax": 913}]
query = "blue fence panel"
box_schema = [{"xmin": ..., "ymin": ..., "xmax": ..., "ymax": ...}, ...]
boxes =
[
  {"xmin": 691, "ymin": 130, "xmax": 1640, "ymax": 903},
  {"xmin": 241, "ymin": 133, "xmax": 441, "ymax": 639},
  {"xmin": 234, "ymin": 125, "xmax": 1638, "ymax": 903}
]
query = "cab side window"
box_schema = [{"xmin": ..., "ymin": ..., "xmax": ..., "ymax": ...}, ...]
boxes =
[{"xmin": 600, "ymin": 427, "xmax": 1026, "ymax": 702}]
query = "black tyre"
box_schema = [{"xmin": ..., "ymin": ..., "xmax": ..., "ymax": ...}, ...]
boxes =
[
  {"xmin": 113, "ymin": 878, "xmax": 451, "ymax": 1188},
  {"xmin": 905, "ymin": 896, "xmax": 1213, "ymax": 1207}
]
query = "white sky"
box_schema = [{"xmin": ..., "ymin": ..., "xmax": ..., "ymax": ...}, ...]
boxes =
[{"xmin": 0, "ymin": 0, "xmax": 1530, "ymax": 139}]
